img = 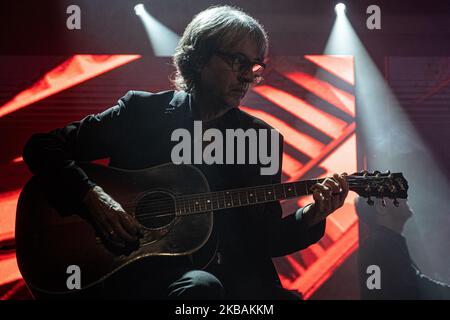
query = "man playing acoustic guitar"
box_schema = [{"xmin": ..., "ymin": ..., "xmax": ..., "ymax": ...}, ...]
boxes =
[{"xmin": 23, "ymin": 5, "xmax": 348, "ymax": 299}]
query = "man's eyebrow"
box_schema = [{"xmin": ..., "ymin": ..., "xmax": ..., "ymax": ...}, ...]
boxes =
[{"xmin": 234, "ymin": 51, "xmax": 262, "ymax": 63}]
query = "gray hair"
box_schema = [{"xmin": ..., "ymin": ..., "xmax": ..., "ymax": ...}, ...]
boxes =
[{"xmin": 172, "ymin": 5, "xmax": 269, "ymax": 93}]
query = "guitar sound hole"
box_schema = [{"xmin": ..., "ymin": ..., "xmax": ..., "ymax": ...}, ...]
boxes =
[{"xmin": 135, "ymin": 191, "xmax": 176, "ymax": 229}]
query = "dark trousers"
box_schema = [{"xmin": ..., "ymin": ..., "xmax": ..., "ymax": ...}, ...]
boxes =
[{"xmin": 36, "ymin": 260, "xmax": 301, "ymax": 300}]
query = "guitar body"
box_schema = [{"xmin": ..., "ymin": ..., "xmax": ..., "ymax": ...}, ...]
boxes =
[{"xmin": 15, "ymin": 162, "xmax": 214, "ymax": 295}]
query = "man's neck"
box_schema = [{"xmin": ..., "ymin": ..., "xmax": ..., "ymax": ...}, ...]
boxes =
[{"xmin": 191, "ymin": 92, "xmax": 233, "ymax": 122}]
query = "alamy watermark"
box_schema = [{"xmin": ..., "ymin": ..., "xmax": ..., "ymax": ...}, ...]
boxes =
[
  {"xmin": 66, "ymin": 5, "xmax": 81, "ymax": 30},
  {"xmin": 366, "ymin": 5, "xmax": 381, "ymax": 30},
  {"xmin": 366, "ymin": 264, "xmax": 381, "ymax": 290},
  {"xmin": 66, "ymin": 265, "xmax": 81, "ymax": 290},
  {"xmin": 170, "ymin": 121, "xmax": 280, "ymax": 175}
]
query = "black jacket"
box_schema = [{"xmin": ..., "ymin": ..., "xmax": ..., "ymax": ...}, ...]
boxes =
[{"xmin": 23, "ymin": 90, "xmax": 326, "ymax": 286}]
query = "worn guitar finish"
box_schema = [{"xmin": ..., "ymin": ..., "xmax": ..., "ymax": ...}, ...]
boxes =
[
  {"xmin": 15, "ymin": 163, "xmax": 408, "ymax": 295},
  {"xmin": 16, "ymin": 163, "xmax": 214, "ymax": 295}
]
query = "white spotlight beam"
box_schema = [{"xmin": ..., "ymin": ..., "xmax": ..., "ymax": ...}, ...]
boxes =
[
  {"xmin": 323, "ymin": 8, "xmax": 450, "ymax": 274},
  {"xmin": 135, "ymin": 4, "xmax": 180, "ymax": 57}
]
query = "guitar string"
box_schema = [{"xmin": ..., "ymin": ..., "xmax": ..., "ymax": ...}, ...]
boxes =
[
  {"xmin": 117, "ymin": 178, "xmax": 364, "ymax": 210},
  {"xmin": 134, "ymin": 187, "xmax": 397, "ymax": 224},
  {"xmin": 119, "ymin": 181, "xmax": 363, "ymax": 216},
  {"xmin": 121, "ymin": 182, "xmax": 364, "ymax": 221},
  {"xmin": 111, "ymin": 174, "xmax": 390, "ymax": 207},
  {"xmin": 119, "ymin": 181, "xmax": 365, "ymax": 218},
  {"xmin": 134, "ymin": 182, "xmax": 389, "ymax": 222},
  {"xmin": 114, "ymin": 174, "xmax": 386, "ymax": 209}
]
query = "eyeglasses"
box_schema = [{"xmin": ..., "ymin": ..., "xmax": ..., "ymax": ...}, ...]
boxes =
[{"xmin": 216, "ymin": 51, "xmax": 266, "ymax": 84}]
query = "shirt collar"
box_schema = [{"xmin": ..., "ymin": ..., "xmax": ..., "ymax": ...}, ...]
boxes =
[{"xmin": 166, "ymin": 90, "xmax": 243, "ymax": 125}]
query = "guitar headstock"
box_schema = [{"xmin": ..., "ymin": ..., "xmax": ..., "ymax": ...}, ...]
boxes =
[{"xmin": 349, "ymin": 170, "xmax": 408, "ymax": 206}]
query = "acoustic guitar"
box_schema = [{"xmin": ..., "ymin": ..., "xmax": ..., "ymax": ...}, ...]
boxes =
[{"xmin": 15, "ymin": 162, "xmax": 408, "ymax": 295}]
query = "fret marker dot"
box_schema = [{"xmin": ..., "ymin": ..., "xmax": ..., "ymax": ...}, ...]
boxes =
[{"xmin": 207, "ymin": 200, "xmax": 210, "ymax": 203}]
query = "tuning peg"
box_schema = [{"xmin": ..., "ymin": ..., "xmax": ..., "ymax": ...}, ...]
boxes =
[
  {"xmin": 389, "ymin": 185, "xmax": 397, "ymax": 193},
  {"xmin": 384, "ymin": 170, "xmax": 391, "ymax": 175},
  {"xmin": 393, "ymin": 198, "xmax": 399, "ymax": 207},
  {"xmin": 367, "ymin": 197, "xmax": 374, "ymax": 206},
  {"xmin": 381, "ymin": 198, "xmax": 386, "ymax": 207},
  {"xmin": 374, "ymin": 170, "xmax": 381, "ymax": 177},
  {"xmin": 378, "ymin": 186, "xmax": 385, "ymax": 193},
  {"xmin": 365, "ymin": 185, "xmax": 371, "ymax": 193}
]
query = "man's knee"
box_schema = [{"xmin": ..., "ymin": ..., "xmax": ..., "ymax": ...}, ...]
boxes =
[{"xmin": 168, "ymin": 270, "xmax": 224, "ymax": 299}]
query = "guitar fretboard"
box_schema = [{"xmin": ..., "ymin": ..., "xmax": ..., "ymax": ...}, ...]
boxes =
[{"xmin": 174, "ymin": 179, "xmax": 326, "ymax": 216}]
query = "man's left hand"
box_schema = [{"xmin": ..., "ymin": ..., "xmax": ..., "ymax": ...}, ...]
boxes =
[{"xmin": 303, "ymin": 173, "xmax": 349, "ymax": 227}]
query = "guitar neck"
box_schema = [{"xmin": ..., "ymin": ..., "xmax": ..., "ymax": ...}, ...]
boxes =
[{"xmin": 174, "ymin": 177, "xmax": 346, "ymax": 216}]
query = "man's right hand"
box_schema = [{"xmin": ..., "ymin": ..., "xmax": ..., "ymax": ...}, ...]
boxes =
[{"xmin": 82, "ymin": 185, "xmax": 143, "ymax": 246}]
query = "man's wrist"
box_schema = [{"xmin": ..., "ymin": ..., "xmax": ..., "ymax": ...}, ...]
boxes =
[{"xmin": 301, "ymin": 203, "xmax": 320, "ymax": 228}]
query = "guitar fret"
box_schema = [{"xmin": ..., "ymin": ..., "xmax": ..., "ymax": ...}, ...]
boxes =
[
  {"xmin": 282, "ymin": 183, "xmax": 294, "ymax": 198},
  {"xmin": 217, "ymin": 192, "xmax": 226, "ymax": 209},
  {"xmin": 216, "ymin": 192, "xmax": 221, "ymax": 209},
  {"xmin": 307, "ymin": 180, "xmax": 316, "ymax": 195},
  {"xmin": 239, "ymin": 190, "xmax": 248, "ymax": 206},
  {"xmin": 194, "ymin": 198, "xmax": 200, "ymax": 212},
  {"xmin": 273, "ymin": 184, "xmax": 282, "ymax": 200},
  {"xmin": 232, "ymin": 191, "xmax": 240, "ymax": 207},
  {"xmin": 212, "ymin": 193, "xmax": 218, "ymax": 210},
  {"xmin": 206, "ymin": 196, "xmax": 212, "ymax": 211},
  {"xmin": 248, "ymin": 189, "xmax": 256, "ymax": 203},
  {"xmin": 267, "ymin": 186, "xmax": 275, "ymax": 200},
  {"xmin": 256, "ymin": 188, "xmax": 265, "ymax": 203},
  {"xmin": 187, "ymin": 199, "xmax": 192, "ymax": 213},
  {"xmin": 293, "ymin": 182, "xmax": 300, "ymax": 196},
  {"xmin": 282, "ymin": 184, "xmax": 288, "ymax": 199},
  {"xmin": 225, "ymin": 191, "xmax": 232, "ymax": 208},
  {"xmin": 289, "ymin": 183, "xmax": 297, "ymax": 197}
]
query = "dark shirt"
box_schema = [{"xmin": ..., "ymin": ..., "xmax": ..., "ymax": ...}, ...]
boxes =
[
  {"xmin": 359, "ymin": 224, "xmax": 450, "ymax": 299},
  {"xmin": 23, "ymin": 90, "xmax": 326, "ymax": 286}
]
